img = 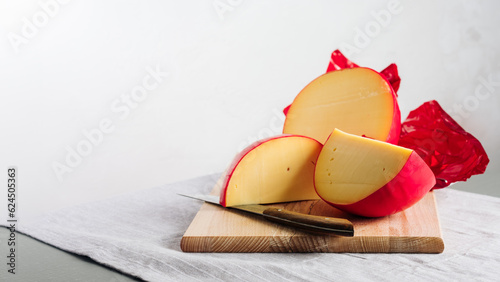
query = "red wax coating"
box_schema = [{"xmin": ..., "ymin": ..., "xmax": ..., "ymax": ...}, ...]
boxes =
[
  {"xmin": 380, "ymin": 63, "xmax": 401, "ymax": 94},
  {"xmin": 398, "ymin": 100, "xmax": 489, "ymax": 189},
  {"xmin": 326, "ymin": 49, "xmax": 359, "ymax": 72},
  {"xmin": 318, "ymin": 152, "xmax": 436, "ymax": 217}
]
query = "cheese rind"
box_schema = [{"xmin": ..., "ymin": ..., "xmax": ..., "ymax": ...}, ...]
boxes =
[
  {"xmin": 331, "ymin": 151, "xmax": 436, "ymax": 217},
  {"xmin": 283, "ymin": 67, "xmax": 400, "ymax": 144},
  {"xmin": 220, "ymin": 135, "xmax": 322, "ymax": 207}
]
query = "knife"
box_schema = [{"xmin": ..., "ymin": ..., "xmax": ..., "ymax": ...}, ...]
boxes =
[{"xmin": 179, "ymin": 193, "xmax": 354, "ymax": 237}]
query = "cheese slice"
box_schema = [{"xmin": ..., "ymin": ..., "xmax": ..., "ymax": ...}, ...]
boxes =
[
  {"xmin": 315, "ymin": 129, "xmax": 412, "ymax": 205},
  {"xmin": 283, "ymin": 67, "xmax": 399, "ymax": 144},
  {"xmin": 220, "ymin": 135, "xmax": 322, "ymax": 206}
]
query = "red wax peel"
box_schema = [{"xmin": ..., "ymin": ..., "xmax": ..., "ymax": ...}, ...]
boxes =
[
  {"xmin": 398, "ymin": 100, "xmax": 489, "ymax": 188},
  {"xmin": 326, "ymin": 49, "xmax": 359, "ymax": 71},
  {"xmin": 380, "ymin": 63, "xmax": 401, "ymax": 93}
]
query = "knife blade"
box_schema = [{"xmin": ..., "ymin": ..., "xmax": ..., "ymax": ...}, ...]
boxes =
[{"xmin": 179, "ymin": 193, "xmax": 354, "ymax": 237}]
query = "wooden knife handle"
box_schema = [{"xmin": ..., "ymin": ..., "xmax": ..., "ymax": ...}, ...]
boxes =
[{"xmin": 262, "ymin": 207, "xmax": 354, "ymax": 237}]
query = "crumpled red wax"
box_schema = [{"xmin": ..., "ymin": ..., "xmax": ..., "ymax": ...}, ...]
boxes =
[
  {"xmin": 398, "ymin": 100, "xmax": 489, "ymax": 188},
  {"xmin": 326, "ymin": 49, "xmax": 359, "ymax": 72}
]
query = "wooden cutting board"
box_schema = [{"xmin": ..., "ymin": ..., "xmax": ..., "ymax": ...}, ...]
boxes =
[{"xmin": 181, "ymin": 177, "xmax": 444, "ymax": 253}]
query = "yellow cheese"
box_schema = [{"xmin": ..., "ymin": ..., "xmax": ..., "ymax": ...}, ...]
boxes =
[
  {"xmin": 224, "ymin": 136, "xmax": 321, "ymax": 206},
  {"xmin": 283, "ymin": 68, "xmax": 395, "ymax": 144},
  {"xmin": 315, "ymin": 129, "xmax": 412, "ymax": 205}
]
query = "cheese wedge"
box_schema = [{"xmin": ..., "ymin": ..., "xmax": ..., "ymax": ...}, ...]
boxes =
[
  {"xmin": 220, "ymin": 135, "xmax": 322, "ymax": 207},
  {"xmin": 314, "ymin": 129, "xmax": 435, "ymax": 217}
]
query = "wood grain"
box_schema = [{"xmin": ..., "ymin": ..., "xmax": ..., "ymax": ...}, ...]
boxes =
[{"xmin": 181, "ymin": 176, "xmax": 444, "ymax": 253}]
